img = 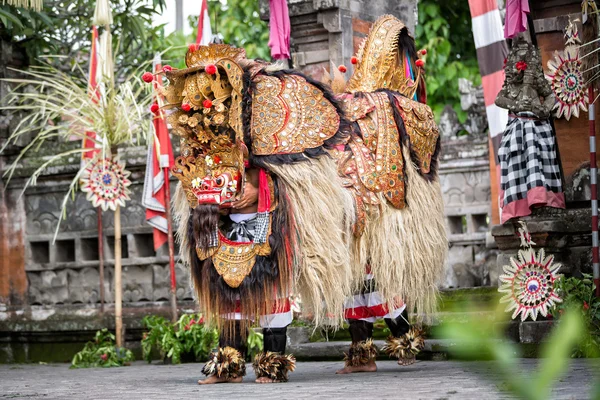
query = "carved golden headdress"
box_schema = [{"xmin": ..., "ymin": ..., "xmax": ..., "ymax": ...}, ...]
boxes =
[
  {"xmin": 164, "ymin": 44, "xmax": 249, "ymax": 208},
  {"xmin": 165, "ymin": 44, "xmax": 246, "ymax": 142},
  {"xmin": 346, "ymin": 15, "xmax": 424, "ymax": 98}
]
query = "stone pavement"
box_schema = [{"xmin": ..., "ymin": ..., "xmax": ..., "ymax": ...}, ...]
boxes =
[{"xmin": 0, "ymin": 359, "xmax": 598, "ymax": 400}]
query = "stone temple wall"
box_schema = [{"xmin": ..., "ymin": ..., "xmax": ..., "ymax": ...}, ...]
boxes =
[
  {"xmin": 438, "ymin": 79, "xmax": 498, "ymax": 288},
  {"xmin": 18, "ymin": 148, "xmax": 195, "ymax": 307}
]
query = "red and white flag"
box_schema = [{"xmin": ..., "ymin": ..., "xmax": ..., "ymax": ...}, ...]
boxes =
[
  {"xmin": 82, "ymin": 26, "xmax": 101, "ymax": 162},
  {"xmin": 196, "ymin": 0, "xmax": 212, "ymax": 45},
  {"xmin": 142, "ymin": 54, "xmax": 174, "ymax": 251}
]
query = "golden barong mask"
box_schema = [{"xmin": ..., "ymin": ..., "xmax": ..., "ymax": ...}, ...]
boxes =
[{"xmin": 171, "ymin": 137, "xmax": 245, "ymax": 208}]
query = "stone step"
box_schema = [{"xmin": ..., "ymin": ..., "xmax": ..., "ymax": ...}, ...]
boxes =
[{"xmin": 288, "ymin": 338, "xmax": 506, "ymax": 361}]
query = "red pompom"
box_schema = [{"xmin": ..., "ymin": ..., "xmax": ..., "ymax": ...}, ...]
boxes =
[
  {"xmin": 420, "ymin": 49, "xmax": 427, "ymax": 55},
  {"xmin": 415, "ymin": 59, "xmax": 425, "ymax": 68},
  {"xmin": 188, "ymin": 43, "xmax": 198, "ymax": 52},
  {"xmin": 203, "ymin": 99, "xmax": 213, "ymax": 109},
  {"xmin": 213, "ymin": 155, "xmax": 221, "ymax": 164},
  {"xmin": 150, "ymin": 104, "xmax": 159, "ymax": 114},
  {"xmin": 142, "ymin": 72, "xmax": 154, "ymax": 83},
  {"xmin": 181, "ymin": 103, "xmax": 191, "ymax": 112},
  {"xmin": 205, "ymin": 64, "xmax": 217, "ymax": 75},
  {"xmin": 350, "ymin": 56, "xmax": 358, "ymax": 65},
  {"xmin": 516, "ymin": 61, "xmax": 528, "ymax": 71},
  {"xmin": 162, "ymin": 65, "xmax": 173, "ymax": 72},
  {"xmin": 338, "ymin": 65, "xmax": 347, "ymax": 73}
]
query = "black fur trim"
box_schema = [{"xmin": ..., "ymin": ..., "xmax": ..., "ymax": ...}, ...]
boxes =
[{"xmin": 398, "ymin": 27, "xmax": 418, "ymax": 68}]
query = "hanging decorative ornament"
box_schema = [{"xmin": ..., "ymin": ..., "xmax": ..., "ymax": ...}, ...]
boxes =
[
  {"xmin": 81, "ymin": 154, "xmax": 132, "ymax": 211},
  {"xmin": 92, "ymin": 0, "xmax": 113, "ymax": 26},
  {"xmin": 545, "ymin": 19, "xmax": 588, "ymax": 120},
  {"xmin": 1, "ymin": 0, "xmax": 42, "ymax": 11},
  {"xmin": 499, "ymin": 247, "xmax": 562, "ymax": 321}
]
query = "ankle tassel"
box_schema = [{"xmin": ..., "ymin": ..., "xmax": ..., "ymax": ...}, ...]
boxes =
[
  {"xmin": 343, "ymin": 339, "xmax": 378, "ymax": 367},
  {"xmin": 252, "ymin": 352, "xmax": 296, "ymax": 382},
  {"xmin": 202, "ymin": 347, "xmax": 246, "ymax": 379},
  {"xmin": 382, "ymin": 327, "xmax": 425, "ymax": 361}
]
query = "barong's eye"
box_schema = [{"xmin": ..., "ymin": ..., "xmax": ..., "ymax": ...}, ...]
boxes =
[{"xmin": 215, "ymin": 177, "xmax": 225, "ymax": 187}]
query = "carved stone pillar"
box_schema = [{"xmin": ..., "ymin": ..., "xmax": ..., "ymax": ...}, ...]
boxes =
[{"xmin": 0, "ymin": 39, "xmax": 28, "ymax": 307}]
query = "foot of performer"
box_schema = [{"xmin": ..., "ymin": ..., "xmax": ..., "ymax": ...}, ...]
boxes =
[
  {"xmin": 336, "ymin": 308, "xmax": 424, "ymax": 374},
  {"xmin": 199, "ymin": 321, "xmax": 296, "ymax": 384}
]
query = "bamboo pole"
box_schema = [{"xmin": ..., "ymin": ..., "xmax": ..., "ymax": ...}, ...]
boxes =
[
  {"xmin": 590, "ymin": 86, "xmax": 600, "ymax": 298},
  {"xmin": 98, "ymin": 209, "xmax": 105, "ymax": 312},
  {"xmin": 163, "ymin": 167, "xmax": 178, "ymax": 323},
  {"xmin": 114, "ymin": 204, "xmax": 123, "ymax": 347}
]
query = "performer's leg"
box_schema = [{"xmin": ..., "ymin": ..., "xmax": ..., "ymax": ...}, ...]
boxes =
[
  {"xmin": 253, "ymin": 300, "xmax": 296, "ymax": 383},
  {"xmin": 382, "ymin": 306, "xmax": 425, "ymax": 366},
  {"xmin": 199, "ymin": 319, "xmax": 247, "ymax": 384}
]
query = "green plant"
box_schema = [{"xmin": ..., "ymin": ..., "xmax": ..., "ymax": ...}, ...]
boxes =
[
  {"xmin": 440, "ymin": 304, "xmax": 588, "ymax": 400},
  {"xmin": 142, "ymin": 314, "xmax": 217, "ymax": 364},
  {"xmin": 551, "ymin": 274, "xmax": 600, "ymax": 357},
  {"xmin": 415, "ymin": 0, "xmax": 481, "ymax": 122},
  {"xmin": 164, "ymin": 0, "xmax": 271, "ymax": 63},
  {"xmin": 0, "ymin": 0, "xmax": 166, "ymax": 79},
  {"xmin": 246, "ymin": 328, "xmax": 264, "ymax": 359},
  {"xmin": 71, "ymin": 328, "xmax": 134, "ymax": 368}
]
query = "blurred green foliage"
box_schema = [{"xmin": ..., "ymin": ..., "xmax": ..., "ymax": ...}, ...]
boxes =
[
  {"xmin": 551, "ymin": 274, "xmax": 600, "ymax": 357},
  {"xmin": 415, "ymin": 0, "xmax": 481, "ymax": 122},
  {"xmin": 247, "ymin": 328, "xmax": 264, "ymax": 359},
  {"xmin": 0, "ymin": 0, "xmax": 269, "ymax": 77},
  {"xmin": 162, "ymin": 0, "xmax": 269, "ymax": 68},
  {"xmin": 440, "ymin": 299, "xmax": 594, "ymax": 399}
]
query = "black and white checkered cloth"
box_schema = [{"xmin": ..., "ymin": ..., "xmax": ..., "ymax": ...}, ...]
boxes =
[{"xmin": 498, "ymin": 112, "xmax": 563, "ymax": 206}]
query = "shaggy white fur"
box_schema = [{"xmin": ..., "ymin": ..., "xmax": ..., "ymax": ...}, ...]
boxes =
[
  {"xmin": 265, "ymin": 155, "xmax": 356, "ymax": 327},
  {"xmin": 354, "ymin": 146, "xmax": 448, "ymax": 317}
]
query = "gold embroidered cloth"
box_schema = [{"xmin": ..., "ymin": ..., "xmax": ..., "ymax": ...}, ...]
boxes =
[{"xmin": 251, "ymin": 74, "xmax": 340, "ymax": 155}]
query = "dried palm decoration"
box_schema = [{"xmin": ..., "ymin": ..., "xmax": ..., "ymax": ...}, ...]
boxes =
[
  {"xmin": 0, "ymin": 63, "xmax": 153, "ymax": 239},
  {"xmin": 1, "ymin": 0, "xmax": 42, "ymax": 11},
  {"xmin": 546, "ymin": 19, "xmax": 589, "ymax": 120}
]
